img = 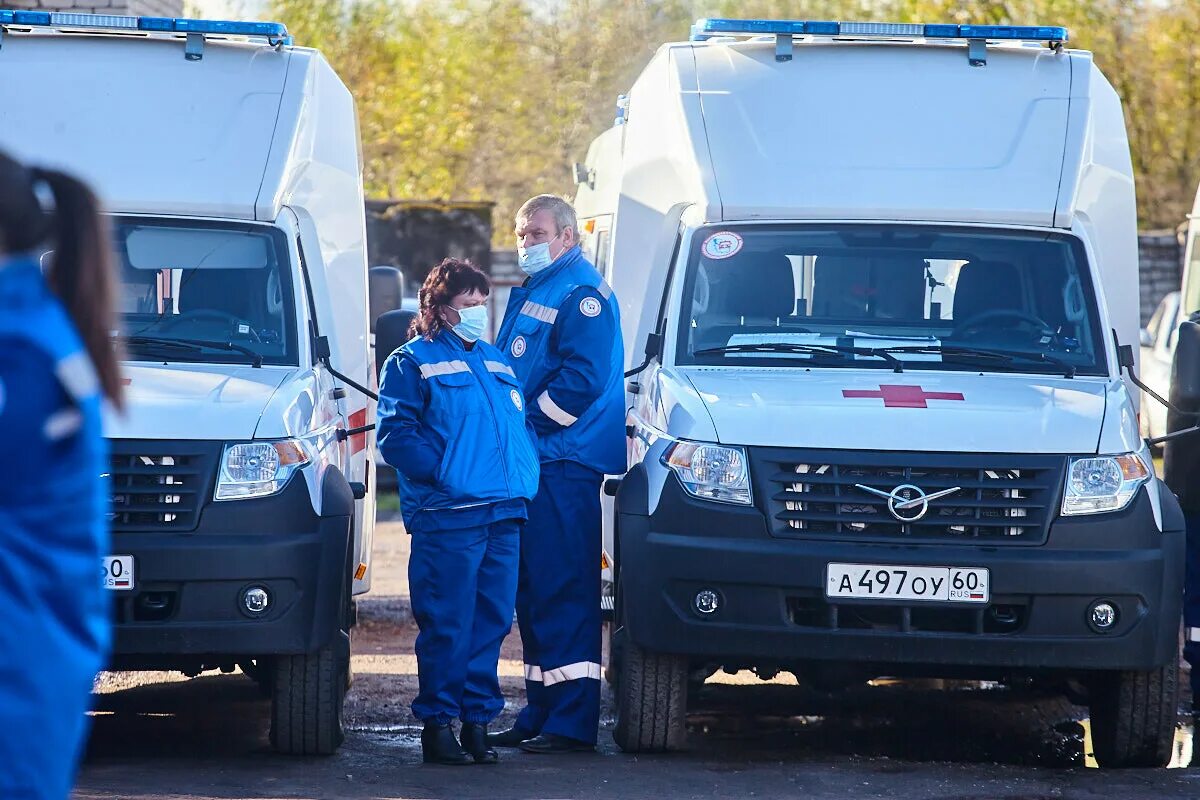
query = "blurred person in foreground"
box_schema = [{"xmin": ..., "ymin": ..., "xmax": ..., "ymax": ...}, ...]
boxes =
[{"xmin": 0, "ymin": 150, "xmax": 123, "ymax": 799}]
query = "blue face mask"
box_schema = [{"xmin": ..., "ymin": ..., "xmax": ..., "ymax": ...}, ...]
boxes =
[
  {"xmin": 517, "ymin": 233, "xmax": 562, "ymax": 276},
  {"xmin": 448, "ymin": 304, "xmax": 488, "ymax": 342}
]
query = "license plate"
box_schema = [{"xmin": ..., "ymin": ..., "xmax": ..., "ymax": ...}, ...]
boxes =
[
  {"xmin": 102, "ymin": 555, "xmax": 135, "ymax": 591},
  {"xmin": 826, "ymin": 563, "xmax": 989, "ymax": 604}
]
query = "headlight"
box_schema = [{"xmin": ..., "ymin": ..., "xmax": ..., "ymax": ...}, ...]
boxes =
[
  {"xmin": 1061, "ymin": 451, "xmax": 1152, "ymax": 516},
  {"xmin": 215, "ymin": 440, "xmax": 310, "ymax": 501},
  {"xmin": 662, "ymin": 440, "xmax": 752, "ymax": 505}
]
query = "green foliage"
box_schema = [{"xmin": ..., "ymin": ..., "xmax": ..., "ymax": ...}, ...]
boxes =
[{"xmin": 269, "ymin": 0, "xmax": 1200, "ymax": 243}]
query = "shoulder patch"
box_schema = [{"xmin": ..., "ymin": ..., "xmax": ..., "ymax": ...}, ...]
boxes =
[{"xmin": 579, "ymin": 296, "xmax": 603, "ymax": 318}]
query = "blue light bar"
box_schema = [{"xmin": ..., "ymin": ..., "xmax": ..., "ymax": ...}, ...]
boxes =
[
  {"xmin": 691, "ymin": 18, "xmax": 1067, "ymax": 44},
  {"xmin": 0, "ymin": 9, "xmax": 290, "ymax": 42}
]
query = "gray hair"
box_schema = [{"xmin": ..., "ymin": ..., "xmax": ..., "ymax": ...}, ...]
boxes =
[{"xmin": 516, "ymin": 194, "xmax": 577, "ymax": 237}]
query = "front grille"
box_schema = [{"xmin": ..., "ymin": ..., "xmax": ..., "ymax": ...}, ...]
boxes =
[
  {"xmin": 757, "ymin": 450, "xmax": 1063, "ymax": 544},
  {"xmin": 108, "ymin": 441, "xmax": 219, "ymax": 532}
]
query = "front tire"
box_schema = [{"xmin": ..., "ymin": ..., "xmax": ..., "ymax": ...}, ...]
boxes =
[
  {"xmin": 269, "ymin": 640, "xmax": 349, "ymax": 755},
  {"xmin": 1089, "ymin": 655, "xmax": 1179, "ymax": 768},
  {"xmin": 612, "ymin": 638, "xmax": 688, "ymax": 753}
]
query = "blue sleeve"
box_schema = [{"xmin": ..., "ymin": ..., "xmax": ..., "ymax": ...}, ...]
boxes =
[
  {"xmin": 527, "ymin": 286, "xmax": 617, "ymax": 436},
  {"xmin": 375, "ymin": 352, "xmax": 442, "ymax": 482}
]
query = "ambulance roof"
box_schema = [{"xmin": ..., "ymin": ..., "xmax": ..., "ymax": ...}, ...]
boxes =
[
  {"xmin": 665, "ymin": 36, "xmax": 1083, "ymax": 226},
  {"xmin": 0, "ymin": 26, "xmax": 318, "ymax": 221}
]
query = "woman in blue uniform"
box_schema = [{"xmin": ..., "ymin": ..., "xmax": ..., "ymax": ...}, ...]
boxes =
[
  {"xmin": 377, "ymin": 258, "xmax": 539, "ymax": 765},
  {"xmin": 0, "ymin": 151, "xmax": 124, "ymax": 799}
]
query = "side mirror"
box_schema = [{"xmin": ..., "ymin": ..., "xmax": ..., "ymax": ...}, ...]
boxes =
[
  {"xmin": 369, "ymin": 266, "xmax": 405, "ymax": 333},
  {"xmin": 1164, "ymin": 321, "xmax": 1200, "ymax": 499},
  {"xmin": 1139, "ymin": 328, "xmax": 1154, "ymax": 348},
  {"xmin": 1169, "ymin": 321, "xmax": 1200, "ymax": 409},
  {"xmin": 375, "ymin": 309, "xmax": 417, "ymax": 378}
]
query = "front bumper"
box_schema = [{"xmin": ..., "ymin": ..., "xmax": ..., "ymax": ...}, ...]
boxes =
[
  {"xmin": 616, "ymin": 465, "xmax": 1185, "ymax": 673},
  {"xmin": 107, "ymin": 476, "xmax": 351, "ymax": 662}
]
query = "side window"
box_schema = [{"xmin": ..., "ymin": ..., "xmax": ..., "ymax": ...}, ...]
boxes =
[
  {"xmin": 596, "ymin": 229, "xmax": 611, "ymax": 277},
  {"xmin": 1164, "ymin": 294, "xmax": 1182, "ymax": 350},
  {"xmin": 1146, "ymin": 297, "xmax": 1167, "ymax": 342}
]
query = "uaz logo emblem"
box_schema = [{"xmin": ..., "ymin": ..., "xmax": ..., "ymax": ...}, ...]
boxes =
[{"xmin": 854, "ymin": 483, "xmax": 961, "ymax": 522}]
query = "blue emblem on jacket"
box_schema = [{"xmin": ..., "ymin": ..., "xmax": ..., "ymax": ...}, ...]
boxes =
[
  {"xmin": 377, "ymin": 329, "xmax": 540, "ymax": 533},
  {"xmin": 496, "ymin": 246, "xmax": 625, "ymax": 475}
]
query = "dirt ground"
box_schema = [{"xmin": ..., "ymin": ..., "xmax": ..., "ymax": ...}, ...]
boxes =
[{"xmin": 73, "ymin": 513, "xmax": 1200, "ymax": 800}]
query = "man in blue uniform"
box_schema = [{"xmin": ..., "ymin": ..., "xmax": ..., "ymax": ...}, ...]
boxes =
[{"xmin": 490, "ymin": 195, "xmax": 625, "ymax": 753}]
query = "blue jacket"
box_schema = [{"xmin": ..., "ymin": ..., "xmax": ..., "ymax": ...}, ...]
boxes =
[
  {"xmin": 0, "ymin": 257, "xmax": 110, "ymax": 799},
  {"xmin": 496, "ymin": 246, "xmax": 625, "ymax": 474},
  {"xmin": 377, "ymin": 329, "xmax": 540, "ymax": 533}
]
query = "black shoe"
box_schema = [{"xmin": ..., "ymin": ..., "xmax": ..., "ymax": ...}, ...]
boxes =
[
  {"xmin": 421, "ymin": 723, "xmax": 473, "ymax": 766},
  {"xmin": 459, "ymin": 722, "xmax": 499, "ymax": 764},
  {"xmin": 518, "ymin": 733, "xmax": 595, "ymax": 754},
  {"xmin": 487, "ymin": 726, "xmax": 534, "ymax": 748}
]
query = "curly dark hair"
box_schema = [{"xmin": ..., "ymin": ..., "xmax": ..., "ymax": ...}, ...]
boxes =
[{"xmin": 411, "ymin": 258, "xmax": 490, "ymax": 339}]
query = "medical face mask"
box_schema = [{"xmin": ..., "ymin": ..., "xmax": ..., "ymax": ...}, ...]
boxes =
[
  {"xmin": 448, "ymin": 304, "xmax": 488, "ymax": 342},
  {"xmin": 517, "ymin": 233, "xmax": 562, "ymax": 276}
]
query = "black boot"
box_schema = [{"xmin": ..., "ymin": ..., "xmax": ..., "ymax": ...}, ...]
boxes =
[
  {"xmin": 487, "ymin": 726, "xmax": 534, "ymax": 748},
  {"xmin": 459, "ymin": 722, "xmax": 499, "ymax": 764},
  {"xmin": 421, "ymin": 722, "xmax": 473, "ymax": 766},
  {"xmin": 518, "ymin": 732, "xmax": 595, "ymax": 754}
]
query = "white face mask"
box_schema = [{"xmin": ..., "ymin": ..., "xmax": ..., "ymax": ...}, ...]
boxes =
[
  {"xmin": 517, "ymin": 233, "xmax": 563, "ymax": 276},
  {"xmin": 447, "ymin": 304, "xmax": 488, "ymax": 342}
]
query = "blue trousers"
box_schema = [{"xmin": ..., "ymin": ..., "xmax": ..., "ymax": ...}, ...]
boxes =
[
  {"xmin": 1185, "ymin": 515, "xmax": 1200, "ymax": 706},
  {"xmin": 514, "ymin": 462, "xmax": 603, "ymax": 743},
  {"xmin": 409, "ymin": 520, "xmax": 520, "ymax": 725}
]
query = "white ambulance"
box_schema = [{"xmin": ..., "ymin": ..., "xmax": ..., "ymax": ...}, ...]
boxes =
[
  {"xmin": 576, "ymin": 18, "xmax": 1184, "ymax": 767},
  {"xmin": 0, "ymin": 11, "xmax": 387, "ymax": 754}
]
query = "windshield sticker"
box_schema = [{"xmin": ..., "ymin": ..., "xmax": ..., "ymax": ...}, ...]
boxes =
[{"xmin": 701, "ymin": 231, "xmax": 743, "ymax": 260}]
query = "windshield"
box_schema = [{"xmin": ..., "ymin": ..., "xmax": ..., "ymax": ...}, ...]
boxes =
[
  {"xmin": 676, "ymin": 225, "xmax": 1106, "ymax": 376},
  {"xmin": 110, "ymin": 217, "xmax": 297, "ymax": 366}
]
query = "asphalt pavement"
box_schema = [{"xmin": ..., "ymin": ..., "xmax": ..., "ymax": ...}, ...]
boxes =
[{"xmin": 73, "ymin": 511, "xmax": 1200, "ymax": 800}]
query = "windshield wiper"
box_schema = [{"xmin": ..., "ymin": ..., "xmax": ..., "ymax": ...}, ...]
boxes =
[
  {"xmin": 693, "ymin": 342, "xmax": 905, "ymax": 373},
  {"xmin": 883, "ymin": 344, "xmax": 1076, "ymax": 379},
  {"xmin": 122, "ymin": 335, "xmax": 264, "ymax": 368}
]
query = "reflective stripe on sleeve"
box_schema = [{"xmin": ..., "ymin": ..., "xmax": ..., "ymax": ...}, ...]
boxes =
[
  {"xmin": 524, "ymin": 664, "xmax": 543, "ymax": 683},
  {"xmin": 43, "ymin": 408, "xmax": 83, "ymax": 441},
  {"xmin": 1188, "ymin": 627, "xmax": 1200, "ymax": 643},
  {"xmin": 56, "ymin": 352, "xmax": 99, "ymax": 401},
  {"xmin": 520, "ymin": 301, "xmax": 559, "ymax": 324},
  {"xmin": 418, "ymin": 360, "xmax": 471, "ymax": 379},
  {"xmin": 541, "ymin": 661, "xmax": 602, "ymax": 686},
  {"xmin": 484, "ymin": 360, "xmax": 516, "ymax": 378},
  {"xmin": 597, "ymin": 280, "xmax": 613, "ymax": 300},
  {"xmin": 537, "ymin": 391, "xmax": 578, "ymax": 427}
]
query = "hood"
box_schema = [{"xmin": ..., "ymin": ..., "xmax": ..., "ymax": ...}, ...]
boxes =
[
  {"xmin": 104, "ymin": 363, "xmax": 292, "ymax": 440},
  {"xmin": 679, "ymin": 368, "xmax": 1108, "ymax": 454}
]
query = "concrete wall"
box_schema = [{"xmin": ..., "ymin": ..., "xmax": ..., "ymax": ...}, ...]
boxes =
[
  {"xmin": 7, "ymin": 0, "xmax": 183, "ymax": 16},
  {"xmin": 1140, "ymin": 230, "xmax": 1186, "ymax": 324}
]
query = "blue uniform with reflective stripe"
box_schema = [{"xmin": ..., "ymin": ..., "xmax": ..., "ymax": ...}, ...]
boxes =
[
  {"xmin": 377, "ymin": 330, "xmax": 540, "ymax": 533},
  {"xmin": 0, "ymin": 257, "xmax": 109, "ymax": 800},
  {"xmin": 495, "ymin": 246, "xmax": 624, "ymax": 744},
  {"xmin": 377, "ymin": 329, "xmax": 539, "ymax": 724},
  {"xmin": 496, "ymin": 245, "xmax": 625, "ymax": 474}
]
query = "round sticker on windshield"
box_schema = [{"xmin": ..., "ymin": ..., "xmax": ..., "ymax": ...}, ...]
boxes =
[{"xmin": 701, "ymin": 231, "xmax": 743, "ymax": 260}]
